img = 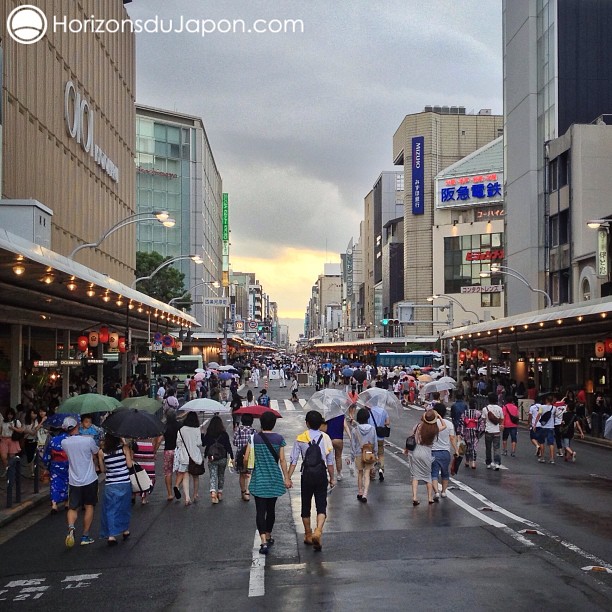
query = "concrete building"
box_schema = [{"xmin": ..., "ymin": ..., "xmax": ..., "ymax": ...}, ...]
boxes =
[
  {"xmin": 382, "ymin": 217, "xmax": 404, "ymax": 320},
  {"xmin": 135, "ymin": 105, "xmax": 223, "ymax": 332},
  {"xmin": 361, "ymin": 191, "xmax": 375, "ymax": 336},
  {"xmin": 431, "ymin": 137, "xmax": 505, "ymax": 327},
  {"xmin": 393, "ymin": 107, "xmax": 503, "ymax": 334},
  {"xmin": 503, "ymin": 0, "xmax": 612, "ymax": 314}
]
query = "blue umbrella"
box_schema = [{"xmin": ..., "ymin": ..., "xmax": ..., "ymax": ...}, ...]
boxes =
[
  {"xmin": 218, "ymin": 372, "xmax": 233, "ymax": 380},
  {"xmin": 44, "ymin": 413, "xmax": 80, "ymax": 430},
  {"xmin": 342, "ymin": 367, "xmax": 354, "ymax": 377}
]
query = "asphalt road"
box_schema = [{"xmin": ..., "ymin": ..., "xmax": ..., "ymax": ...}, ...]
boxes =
[{"xmin": 1, "ymin": 380, "xmax": 611, "ymax": 611}]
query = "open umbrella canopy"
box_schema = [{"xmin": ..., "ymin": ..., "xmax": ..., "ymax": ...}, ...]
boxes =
[
  {"xmin": 102, "ymin": 408, "xmax": 165, "ymax": 440},
  {"xmin": 44, "ymin": 413, "xmax": 80, "ymax": 430},
  {"xmin": 233, "ymin": 405, "xmax": 282, "ymax": 418},
  {"xmin": 218, "ymin": 372, "xmax": 233, "ymax": 380},
  {"xmin": 420, "ymin": 380, "xmax": 456, "ymax": 396},
  {"xmin": 341, "ymin": 367, "xmax": 354, "ymax": 378},
  {"xmin": 417, "ymin": 374, "xmax": 434, "ymax": 383},
  {"xmin": 194, "ymin": 368, "xmax": 206, "ymax": 373},
  {"xmin": 218, "ymin": 365, "xmax": 237, "ymax": 372},
  {"xmin": 352, "ymin": 369, "xmax": 367, "ymax": 382},
  {"xmin": 180, "ymin": 398, "xmax": 231, "ymax": 414},
  {"xmin": 357, "ymin": 387, "xmax": 403, "ymax": 415},
  {"xmin": 305, "ymin": 389, "xmax": 351, "ymax": 421},
  {"xmin": 207, "ymin": 361, "xmax": 220, "ymax": 370},
  {"xmin": 120, "ymin": 397, "xmax": 163, "ymax": 414},
  {"xmin": 58, "ymin": 393, "xmax": 122, "ymax": 415},
  {"xmin": 193, "ymin": 372, "xmax": 206, "ymax": 381},
  {"xmin": 437, "ymin": 376, "xmax": 457, "ymax": 385}
]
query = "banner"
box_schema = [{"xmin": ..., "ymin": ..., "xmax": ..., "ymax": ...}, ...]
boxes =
[{"xmin": 412, "ymin": 136, "xmax": 424, "ymax": 215}]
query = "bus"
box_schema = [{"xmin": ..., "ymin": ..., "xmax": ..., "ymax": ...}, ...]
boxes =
[{"xmin": 376, "ymin": 351, "xmax": 442, "ymax": 369}]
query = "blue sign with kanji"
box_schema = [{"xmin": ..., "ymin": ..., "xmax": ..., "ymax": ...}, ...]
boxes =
[{"xmin": 412, "ymin": 136, "xmax": 424, "ymax": 215}]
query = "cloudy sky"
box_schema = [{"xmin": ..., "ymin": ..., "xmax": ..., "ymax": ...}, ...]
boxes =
[{"xmin": 127, "ymin": 0, "xmax": 503, "ymax": 341}]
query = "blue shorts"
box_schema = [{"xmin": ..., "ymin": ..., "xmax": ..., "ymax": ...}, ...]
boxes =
[
  {"xmin": 503, "ymin": 427, "xmax": 517, "ymax": 443},
  {"xmin": 537, "ymin": 428, "xmax": 555, "ymax": 446},
  {"xmin": 431, "ymin": 450, "xmax": 451, "ymax": 481}
]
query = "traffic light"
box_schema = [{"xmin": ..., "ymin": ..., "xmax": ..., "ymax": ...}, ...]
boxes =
[
  {"xmin": 257, "ymin": 325, "xmax": 263, "ymax": 331},
  {"xmin": 390, "ymin": 319, "xmax": 399, "ymax": 325},
  {"xmin": 381, "ymin": 319, "xmax": 389, "ymax": 326}
]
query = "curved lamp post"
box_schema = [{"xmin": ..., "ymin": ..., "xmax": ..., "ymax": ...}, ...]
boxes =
[
  {"xmin": 168, "ymin": 280, "xmax": 221, "ymax": 307},
  {"xmin": 131, "ymin": 254, "xmax": 203, "ymax": 289},
  {"xmin": 427, "ymin": 294, "xmax": 481, "ymax": 323},
  {"xmin": 69, "ymin": 210, "xmax": 175, "ymax": 259},
  {"xmin": 480, "ymin": 265, "xmax": 552, "ymax": 307}
]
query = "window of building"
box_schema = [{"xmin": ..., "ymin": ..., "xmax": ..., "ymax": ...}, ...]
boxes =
[
  {"xmin": 481, "ymin": 292, "xmax": 501, "ymax": 308},
  {"xmin": 548, "ymin": 158, "xmax": 558, "ymax": 191},
  {"xmin": 395, "ymin": 173, "xmax": 404, "ymax": 191},
  {"xmin": 559, "ymin": 209, "xmax": 568, "ymax": 244},
  {"xmin": 558, "ymin": 151, "xmax": 569, "ymax": 188}
]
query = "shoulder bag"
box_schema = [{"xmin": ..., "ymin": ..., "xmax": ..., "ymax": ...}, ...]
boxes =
[
  {"xmin": 355, "ymin": 429, "xmax": 376, "ymax": 464},
  {"xmin": 405, "ymin": 424, "xmax": 418, "ymax": 451},
  {"xmin": 179, "ymin": 429, "xmax": 205, "ymax": 476},
  {"xmin": 505, "ymin": 404, "xmax": 520, "ymax": 425},
  {"xmin": 129, "ymin": 463, "xmax": 152, "ymax": 494},
  {"xmin": 370, "ymin": 410, "xmax": 390, "ymax": 438}
]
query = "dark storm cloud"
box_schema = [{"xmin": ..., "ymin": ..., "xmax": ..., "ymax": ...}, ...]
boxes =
[{"xmin": 127, "ymin": 0, "xmax": 502, "ymax": 256}]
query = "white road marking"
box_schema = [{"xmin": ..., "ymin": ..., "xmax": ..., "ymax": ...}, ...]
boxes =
[
  {"xmin": 248, "ymin": 530, "xmax": 266, "ymax": 597},
  {"xmin": 299, "ymin": 399, "xmax": 307, "ymax": 408},
  {"xmin": 269, "ymin": 400, "xmax": 279, "ymax": 411},
  {"xmin": 284, "ymin": 399, "xmax": 296, "ymax": 411}
]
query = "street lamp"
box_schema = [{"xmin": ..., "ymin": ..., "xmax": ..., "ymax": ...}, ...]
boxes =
[
  {"xmin": 168, "ymin": 280, "xmax": 221, "ymax": 307},
  {"xmin": 480, "ymin": 265, "xmax": 552, "ymax": 307},
  {"xmin": 131, "ymin": 254, "xmax": 203, "ymax": 289},
  {"xmin": 427, "ymin": 294, "xmax": 481, "ymax": 323},
  {"xmin": 69, "ymin": 211, "xmax": 175, "ymax": 259}
]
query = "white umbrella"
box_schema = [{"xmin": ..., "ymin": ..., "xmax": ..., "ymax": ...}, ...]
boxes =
[
  {"xmin": 304, "ymin": 389, "xmax": 352, "ymax": 421},
  {"xmin": 180, "ymin": 398, "xmax": 231, "ymax": 414},
  {"xmin": 195, "ymin": 368, "xmax": 206, "ymax": 373},
  {"xmin": 357, "ymin": 387, "xmax": 403, "ymax": 415},
  {"xmin": 437, "ymin": 376, "xmax": 457, "ymax": 385},
  {"xmin": 218, "ymin": 365, "xmax": 234, "ymax": 371},
  {"xmin": 420, "ymin": 380, "xmax": 456, "ymax": 396},
  {"xmin": 207, "ymin": 361, "xmax": 220, "ymax": 370}
]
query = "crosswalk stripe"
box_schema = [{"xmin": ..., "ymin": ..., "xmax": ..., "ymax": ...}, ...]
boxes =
[
  {"xmin": 269, "ymin": 400, "xmax": 279, "ymax": 411},
  {"xmin": 299, "ymin": 399, "xmax": 306, "ymax": 408},
  {"xmin": 284, "ymin": 399, "xmax": 296, "ymax": 411}
]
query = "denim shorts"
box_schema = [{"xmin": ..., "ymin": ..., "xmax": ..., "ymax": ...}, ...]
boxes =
[
  {"xmin": 537, "ymin": 428, "xmax": 555, "ymax": 446},
  {"xmin": 502, "ymin": 427, "xmax": 517, "ymax": 443},
  {"xmin": 431, "ymin": 450, "xmax": 451, "ymax": 480}
]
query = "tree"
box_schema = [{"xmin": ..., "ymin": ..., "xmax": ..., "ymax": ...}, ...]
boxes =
[{"xmin": 135, "ymin": 251, "xmax": 192, "ymax": 310}]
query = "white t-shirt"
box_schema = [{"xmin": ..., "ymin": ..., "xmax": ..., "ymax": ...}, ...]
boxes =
[
  {"xmin": 432, "ymin": 418, "xmax": 455, "ymax": 452},
  {"xmin": 157, "ymin": 386, "xmax": 166, "ymax": 400},
  {"xmin": 529, "ymin": 404, "xmax": 540, "ymax": 427},
  {"xmin": 553, "ymin": 403, "xmax": 566, "ymax": 426},
  {"xmin": 537, "ymin": 404, "xmax": 555, "ymax": 429},
  {"xmin": 482, "ymin": 404, "xmax": 504, "ymax": 434}
]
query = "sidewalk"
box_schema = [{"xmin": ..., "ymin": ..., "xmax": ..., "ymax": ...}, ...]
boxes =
[{"xmin": 0, "ymin": 467, "xmax": 50, "ymax": 529}]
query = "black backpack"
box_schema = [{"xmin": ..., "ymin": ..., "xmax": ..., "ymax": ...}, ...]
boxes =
[
  {"xmin": 207, "ymin": 436, "xmax": 227, "ymax": 462},
  {"xmin": 301, "ymin": 435, "xmax": 328, "ymax": 487}
]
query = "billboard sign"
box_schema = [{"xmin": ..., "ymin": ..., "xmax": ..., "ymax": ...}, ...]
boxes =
[{"xmin": 411, "ymin": 136, "xmax": 424, "ymax": 215}]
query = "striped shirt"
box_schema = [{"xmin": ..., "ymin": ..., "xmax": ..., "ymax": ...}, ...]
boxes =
[{"xmin": 103, "ymin": 447, "xmax": 130, "ymax": 484}]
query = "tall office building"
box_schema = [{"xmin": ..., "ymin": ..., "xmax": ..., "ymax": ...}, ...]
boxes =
[
  {"xmin": 393, "ymin": 107, "xmax": 503, "ymax": 334},
  {"xmin": 135, "ymin": 105, "xmax": 223, "ymax": 331},
  {"xmin": 503, "ymin": 0, "xmax": 612, "ymax": 313}
]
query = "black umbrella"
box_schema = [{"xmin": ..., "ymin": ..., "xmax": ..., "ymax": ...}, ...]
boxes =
[
  {"xmin": 353, "ymin": 369, "xmax": 367, "ymax": 383},
  {"xmin": 101, "ymin": 408, "xmax": 165, "ymax": 439}
]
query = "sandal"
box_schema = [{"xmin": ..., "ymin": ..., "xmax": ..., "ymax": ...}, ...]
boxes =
[
  {"xmin": 412, "ymin": 500, "xmax": 420, "ymax": 506},
  {"xmin": 241, "ymin": 490, "xmax": 250, "ymax": 501}
]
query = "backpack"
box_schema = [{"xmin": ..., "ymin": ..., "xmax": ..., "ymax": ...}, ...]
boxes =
[
  {"xmin": 539, "ymin": 406, "xmax": 554, "ymax": 425},
  {"xmin": 301, "ymin": 435, "xmax": 328, "ymax": 487},
  {"xmin": 486, "ymin": 407, "xmax": 501, "ymax": 425},
  {"xmin": 356, "ymin": 429, "xmax": 376, "ymax": 464},
  {"xmin": 207, "ymin": 436, "xmax": 227, "ymax": 462}
]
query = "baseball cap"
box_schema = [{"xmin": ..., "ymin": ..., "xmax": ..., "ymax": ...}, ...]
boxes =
[{"xmin": 62, "ymin": 416, "xmax": 78, "ymax": 431}]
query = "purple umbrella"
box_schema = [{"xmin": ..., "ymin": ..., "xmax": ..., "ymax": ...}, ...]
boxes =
[{"xmin": 218, "ymin": 372, "xmax": 233, "ymax": 380}]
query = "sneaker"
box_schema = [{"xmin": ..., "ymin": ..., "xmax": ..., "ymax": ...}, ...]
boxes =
[
  {"xmin": 494, "ymin": 464, "xmax": 500, "ymax": 471},
  {"xmin": 538, "ymin": 458, "xmax": 546, "ymax": 463},
  {"xmin": 440, "ymin": 491, "xmax": 447, "ymax": 498},
  {"xmin": 336, "ymin": 471, "xmax": 343, "ymax": 482},
  {"xmin": 80, "ymin": 535, "xmax": 95, "ymax": 546},
  {"xmin": 548, "ymin": 460, "xmax": 555, "ymax": 465},
  {"xmin": 502, "ymin": 450, "xmax": 508, "ymax": 456},
  {"xmin": 572, "ymin": 452, "xmax": 576, "ymax": 462},
  {"xmin": 486, "ymin": 464, "xmax": 492, "ymax": 469},
  {"xmin": 65, "ymin": 528, "xmax": 75, "ymax": 549},
  {"xmin": 557, "ymin": 452, "xmax": 564, "ymax": 457},
  {"xmin": 259, "ymin": 543, "xmax": 269, "ymax": 555},
  {"xmin": 378, "ymin": 469, "xmax": 384, "ymax": 482}
]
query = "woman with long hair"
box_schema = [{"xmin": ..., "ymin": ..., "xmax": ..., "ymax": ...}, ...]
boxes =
[
  {"xmin": 201, "ymin": 416, "xmax": 233, "ymax": 503},
  {"xmin": 22, "ymin": 407, "xmax": 46, "ymax": 476},
  {"xmin": 0, "ymin": 407, "xmax": 23, "ymax": 477},
  {"xmin": 42, "ymin": 424, "xmax": 70, "ymax": 512},
  {"xmin": 405, "ymin": 409, "xmax": 446, "ymax": 505},
  {"xmin": 174, "ymin": 411, "xmax": 203, "ymax": 506},
  {"xmin": 98, "ymin": 434, "xmax": 133, "ymax": 545}
]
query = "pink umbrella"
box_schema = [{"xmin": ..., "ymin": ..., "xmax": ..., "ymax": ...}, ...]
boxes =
[{"xmin": 193, "ymin": 372, "xmax": 205, "ymax": 381}]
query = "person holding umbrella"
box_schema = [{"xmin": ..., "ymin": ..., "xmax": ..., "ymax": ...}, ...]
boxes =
[{"xmin": 98, "ymin": 434, "xmax": 133, "ymax": 545}]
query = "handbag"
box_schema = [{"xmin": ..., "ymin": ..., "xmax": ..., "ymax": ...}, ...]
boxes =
[
  {"xmin": 405, "ymin": 434, "xmax": 417, "ymax": 451},
  {"xmin": 179, "ymin": 430, "xmax": 205, "ymax": 476},
  {"xmin": 129, "ymin": 463, "xmax": 152, "ymax": 494},
  {"xmin": 370, "ymin": 410, "xmax": 390, "ymax": 438}
]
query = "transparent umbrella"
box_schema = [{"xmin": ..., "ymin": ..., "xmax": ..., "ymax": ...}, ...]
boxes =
[
  {"xmin": 304, "ymin": 389, "xmax": 352, "ymax": 421},
  {"xmin": 180, "ymin": 398, "xmax": 231, "ymax": 414},
  {"xmin": 357, "ymin": 387, "xmax": 403, "ymax": 416}
]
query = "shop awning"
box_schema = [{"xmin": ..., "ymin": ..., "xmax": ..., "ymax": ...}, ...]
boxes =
[
  {"xmin": 0, "ymin": 228, "xmax": 199, "ymax": 330},
  {"xmin": 441, "ymin": 297, "xmax": 612, "ymax": 341}
]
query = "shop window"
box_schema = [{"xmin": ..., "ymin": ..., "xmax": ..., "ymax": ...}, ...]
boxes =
[{"xmin": 481, "ymin": 293, "xmax": 501, "ymax": 308}]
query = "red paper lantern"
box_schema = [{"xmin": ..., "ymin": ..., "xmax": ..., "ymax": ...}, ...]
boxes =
[
  {"xmin": 471, "ymin": 349, "xmax": 478, "ymax": 358},
  {"xmin": 99, "ymin": 326, "xmax": 109, "ymax": 344},
  {"xmin": 118, "ymin": 337, "xmax": 126, "ymax": 353},
  {"xmin": 459, "ymin": 351, "xmax": 466, "ymax": 362},
  {"xmin": 595, "ymin": 341, "xmax": 605, "ymax": 358},
  {"xmin": 77, "ymin": 335, "xmax": 89, "ymax": 352},
  {"xmin": 605, "ymin": 338, "xmax": 612, "ymax": 354}
]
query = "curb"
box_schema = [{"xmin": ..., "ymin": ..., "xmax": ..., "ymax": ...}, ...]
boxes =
[{"xmin": 0, "ymin": 491, "xmax": 50, "ymax": 529}]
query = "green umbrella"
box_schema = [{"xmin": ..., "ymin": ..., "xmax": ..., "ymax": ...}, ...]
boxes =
[
  {"xmin": 120, "ymin": 396, "xmax": 163, "ymax": 414},
  {"xmin": 58, "ymin": 393, "xmax": 122, "ymax": 415}
]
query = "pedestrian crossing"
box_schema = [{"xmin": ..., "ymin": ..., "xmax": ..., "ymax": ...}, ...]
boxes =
[{"xmin": 269, "ymin": 399, "xmax": 307, "ymax": 412}]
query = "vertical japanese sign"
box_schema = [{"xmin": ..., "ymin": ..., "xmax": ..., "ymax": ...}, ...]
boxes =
[
  {"xmin": 597, "ymin": 229, "xmax": 609, "ymax": 277},
  {"xmin": 411, "ymin": 136, "xmax": 424, "ymax": 215},
  {"xmin": 222, "ymin": 193, "xmax": 229, "ymax": 287}
]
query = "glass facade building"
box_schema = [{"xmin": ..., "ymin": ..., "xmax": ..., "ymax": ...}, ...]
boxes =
[{"xmin": 135, "ymin": 106, "xmax": 223, "ymax": 331}]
